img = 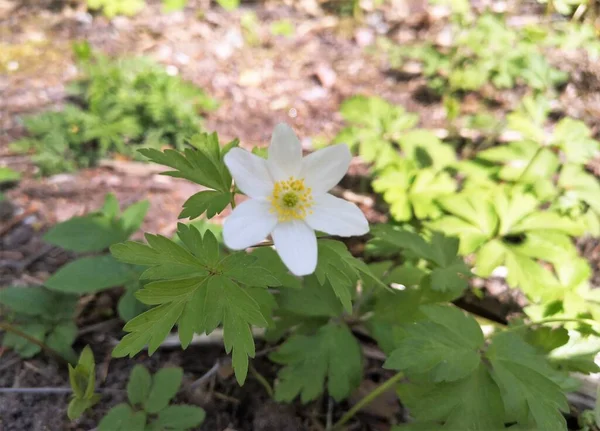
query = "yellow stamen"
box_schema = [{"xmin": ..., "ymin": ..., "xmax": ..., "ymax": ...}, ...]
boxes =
[{"xmin": 269, "ymin": 176, "xmax": 313, "ymax": 222}]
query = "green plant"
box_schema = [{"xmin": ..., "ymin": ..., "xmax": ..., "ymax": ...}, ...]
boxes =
[
  {"xmin": 43, "ymin": 193, "xmax": 149, "ymax": 321},
  {"xmin": 66, "ymin": 347, "xmax": 205, "ymax": 429},
  {"xmin": 0, "ymin": 286, "xmax": 78, "ymax": 361},
  {"xmin": 12, "ymin": 49, "xmax": 217, "ymax": 176},
  {"xmin": 391, "ymin": 14, "xmax": 567, "ymax": 97},
  {"xmin": 68, "ymin": 346, "xmax": 101, "ymax": 420},
  {"xmin": 334, "ymin": 96, "xmax": 458, "ymax": 221},
  {"xmin": 0, "ymin": 167, "xmax": 20, "ymax": 184},
  {"xmin": 98, "ymin": 125, "xmax": 600, "ymax": 431},
  {"xmin": 98, "ymin": 365, "xmax": 205, "ymax": 431}
]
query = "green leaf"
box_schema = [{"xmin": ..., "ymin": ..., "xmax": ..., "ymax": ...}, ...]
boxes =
[
  {"xmin": 44, "ymin": 215, "xmax": 129, "ymax": 252},
  {"xmin": 98, "ymin": 403, "xmax": 147, "ymax": 431},
  {"xmin": 220, "ymin": 252, "xmax": 280, "ymax": 287},
  {"xmin": 249, "ymin": 247, "xmax": 302, "ymax": 289},
  {"xmin": 144, "ymin": 367, "xmax": 183, "ymax": 413},
  {"xmin": 139, "ymin": 132, "xmax": 232, "ymax": 193},
  {"xmin": 0, "ymin": 167, "xmax": 20, "ymax": 183},
  {"xmin": 385, "ymin": 305, "xmax": 484, "ymax": 382},
  {"xmin": 486, "ymin": 332, "xmax": 568, "ymax": 430},
  {"xmin": 314, "ymin": 240, "xmax": 359, "ymax": 312},
  {"xmin": 46, "ymin": 321, "xmax": 78, "ymax": 363},
  {"xmin": 270, "ymin": 323, "xmax": 362, "ymax": 403},
  {"xmin": 314, "ymin": 239, "xmax": 386, "ymax": 311},
  {"xmin": 2, "ymin": 323, "xmax": 46, "ymax": 357},
  {"xmin": 45, "ymin": 255, "xmax": 135, "ymax": 293},
  {"xmin": 113, "ymin": 301, "xmax": 186, "ymax": 358},
  {"xmin": 202, "ymin": 275, "xmax": 268, "ymax": 384},
  {"xmin": 0, "ymin": 286, "xmax": 68, "ymax": 317},
  {"xmin": 120, "ymin": 200, "xmax": 150, "ymax": 236},
  {"xmin": 127, "ymin": 365, "xmax": 152, "ymax": 406},
  {"xmin": 398, "ymin": 363, "xmax": 505, "ymax": 431},
  {"xmin": 155, "ymin": 405, "xmax": 206, "ymax": 429},
  {"xmin": 112, "ymin": 224, "xmax": 270, "ymax": 384},
  {"xmin": 67, "ymin": 395, "xmax": 100, "ymax": 420},
  {"xmin": 179, "ymin": 190, "xmax": 232, "ymax": 220},
  {"xmin": 278, "ymin": 275, "xmax": 344, "ymax": 317}
]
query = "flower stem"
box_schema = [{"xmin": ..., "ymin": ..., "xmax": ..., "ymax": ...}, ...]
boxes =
[
  {"xmin": 332, "ymin": 372, "xmax": 404, "ymax": 430},
  {"xmin": 230, "ymin": 184, "xmax": 237, "ymax": 209},
  {"xmin": 0, "ymin": 322, "xmax": 70, "ymax": 365}
]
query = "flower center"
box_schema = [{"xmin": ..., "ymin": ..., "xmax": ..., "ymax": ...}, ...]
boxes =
[{"xmin": 269, "ymin": 176, "xmax": 313, "ymax": 222}]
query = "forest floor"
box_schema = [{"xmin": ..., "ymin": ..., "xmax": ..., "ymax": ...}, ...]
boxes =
[{"xmin": 2, "ymin": 0, "xmax": 600, "ymax": 430}]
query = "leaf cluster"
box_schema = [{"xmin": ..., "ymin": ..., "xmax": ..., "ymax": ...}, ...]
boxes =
[
  {"xmin": 98, "ymin": 365, "xmax": 205, "ymax": 431},
  {"xmin": 11, "ymin": 47, "xmax": 216, "ymax": 175},
  {"xmin": 391, "ymin": 13, "xmax": 567, "ymax": 96},
  {"xmin": 0, "ymin": 286, "xmax": 78, "ymax": 361},
  {"xmin": 44, "ymin": 193, "xmax": 149, "ymax": 321}
]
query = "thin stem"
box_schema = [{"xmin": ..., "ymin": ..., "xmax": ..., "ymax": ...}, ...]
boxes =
[
  {"xmin": 0, "ymin": 322, "xmax": 70, "ymax": 365},
  {"xmin": 230, "ymin": 184, "xmax": 237, "ymax": 209},
  {"xmin": 505, "ymin": 317, "xmax": 600, "ymax": 333},
  {"xmin": 332, "ymin": 372, "xmax": 404, "ymax": 430},
  {"xmin": 249, "ymin": 364, "xmax": 273, "ymax": 398}
]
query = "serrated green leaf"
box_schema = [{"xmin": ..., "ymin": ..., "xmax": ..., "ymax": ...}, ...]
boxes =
[
  {"xmin": 144, "ymin": 367, "xmax": 183, "ymax": 413},
  {"xmin": 140, "ymin": 132, "xmax": 231, "ymax": 193},
  {"xmin": 385, "ymin": 305, "xmax": 483, "ymax": 382},
  {"xmin": 127, "ymin": 365, "xmax": 152, "ymax": 405},
  {"xmin": 220, "ymin": 252, "xmax": 280, "ymax": 287},
  {"xmin": 271, "ymin": 323, "xmax": 362, "ymax": 403},
  {"xmin": 486, "ymin": 332, "xmax": 569, "ymax": 430},
  {"xmin": 112, "ymin": 223, "xmax": 270, "ymax": 384},
  {"xmin": 179, "ymin": 190, "xmax": 231, "ymax": 220},
  {"xmin": 398, "ymin": 363, "xmax": 505, "ymax": 430},
  {"xmin": 155, "ymin": 405, "xmax": 206, "ymax": 429},
  {"xmin": 249, "ymin": 247, "xmax": 302, "ymax": 289},
  {"xmin": 113, "ymin": 301, "xmax": 185, "ymax": 357},
  {"xmin": 278, "ymin": 274, "xmax": 343, "ymax": 317},
  {"xmin": 45, "ymin": 255, "xmax": 135, "ymax": 293}
]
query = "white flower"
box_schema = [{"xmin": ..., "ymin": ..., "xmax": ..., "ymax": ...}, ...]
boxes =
[{"xmin": 223, "ymin": 123, "xmax": 369, "ymax": 276}]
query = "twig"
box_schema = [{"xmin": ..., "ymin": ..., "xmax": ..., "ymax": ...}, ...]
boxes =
[
  {"xmin": 326, "ymin": 397, "xmax": 334, "ymax": 431},
  {"xmin": 189, "ymin": 360, "xmax": 225, "ymax": 389},
  {"xmin": 0, "ymin": 322, "xmax": 70, "ymax": 365},
  {"xmin": 78, "ymin": 319, "xmax": 120, "ymax": 337},
  {"xmin": 332, "ymin": 372, "xmax": 404, "ymax": 430}
]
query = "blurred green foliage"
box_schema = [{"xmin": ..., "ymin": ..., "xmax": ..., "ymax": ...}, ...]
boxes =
[
  {"xmin": 12, "ymin": 47, "xmax": 217, "ymax": 176},
  {"xmin": 391, "ymin": 14, "xmax": 567, "ymax": 97}
]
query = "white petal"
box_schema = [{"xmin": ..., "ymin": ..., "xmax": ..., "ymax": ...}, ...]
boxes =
[
  {"xmin": 224, "ymin": 148, "xmax": 273, "ymax": 199},
  {"xmin": 300, "ymin": 144, "xmax": 351, "ymax": 194},
  {"xmin": 272, "ymin": 220, "xmax": 317, "ymax": 276},
  {"xmin": 223, "ymin": 199, "xmax": 277, "ymax": 250},
  {"xmin": 268, "ymin": 123, "xmax": 302, "ymax": 181},
  {"xmin": 305, "ymin": 193, "xmax": 369, "ymax": 237}
]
